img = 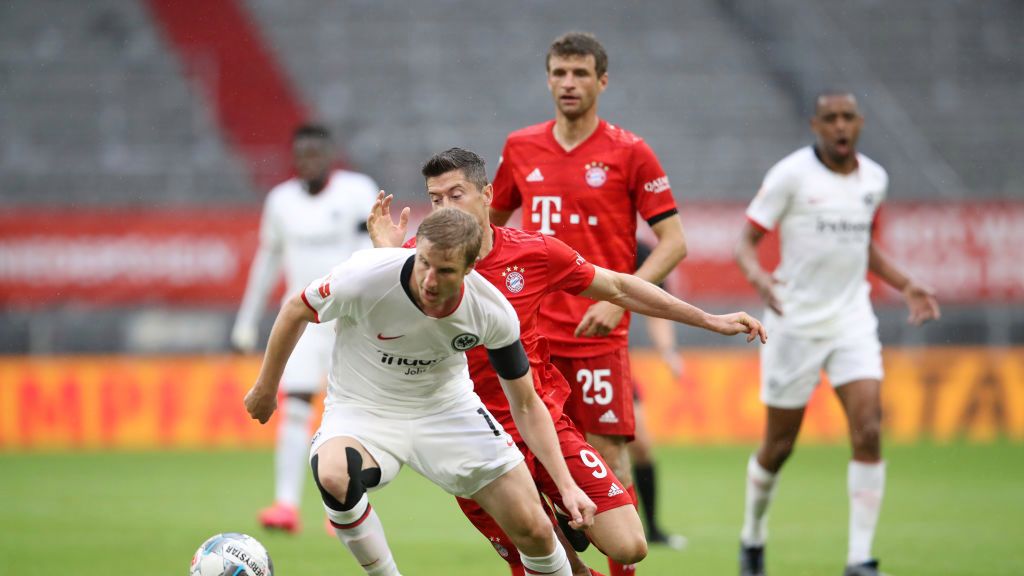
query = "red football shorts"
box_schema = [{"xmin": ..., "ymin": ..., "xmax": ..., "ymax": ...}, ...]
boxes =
[
  {"xmin": 555, "ymin": 348, "xmax": 636, "ymax": 439},
  {"xmin": 455, "ymin": 417, "xmax": 634, "ymax": 565}
]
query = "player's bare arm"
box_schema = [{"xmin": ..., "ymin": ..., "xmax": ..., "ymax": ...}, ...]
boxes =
[
  {"xmin": 244, "ymin": 294, "xmax": 315, "ymax": 423},
  {"xmin": 231, "ymin": 236, "xmax": 284, "ymax": 353},
  {"xmin": 367, "ymin": 190, "xmax": 410, "ymax": 248},
  {"xmin": 575, "ymin": 214, "xmax": 688, "ymax": 337},
  {"xmin": 735, "ymin": 220, "xmax": 783, "ymax": 315},
  {"xmin": 579, "ymin": 266, "xmax": 767, "ymax": 343},
  {"xmin": 867, "ymin": 242, "xmax": 940, "ymax": 326},
  {"xmin": 498, "ymin": 369, "xmax": 597, "ymax": 530}
]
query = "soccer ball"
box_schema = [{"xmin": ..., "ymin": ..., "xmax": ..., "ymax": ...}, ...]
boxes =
[{"xmin": 189, "ymin": 533, "xmax": 274, "ymax": 576}]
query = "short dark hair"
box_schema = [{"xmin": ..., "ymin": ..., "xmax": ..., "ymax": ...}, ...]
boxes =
[
  {"xmin": 293, "ymin": 123, "xmax": 332, "ymax": 142},
  {"xmin": 416, "ymin": 207, "xmax": 483, "ymax": 268},
  {"xmin": 547, "ymin": 32, "xmax": 608, "ymax": 77},
  {"xmin": 421, "ymin": 147, "xmax": 488, "ymax": 190},
  {"xmin": 812, "ymin": 90, "xmax": 858, "ymax": 115}
]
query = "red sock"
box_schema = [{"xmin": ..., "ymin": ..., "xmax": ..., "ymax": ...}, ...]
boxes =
[
  {"xmin": 606, "ymin": 485, "xmax": 640, "ymax": 576},
  {"xmin": 510, "ymin": 564, "xmax": 525, "ymax": 576},
  {"xmin": 590, "ymin": 570, "xmax": 609, "ymax": 576},
  {"xmin": 607, "ymin": 559, "xmax": 636, "ymax": 576}
]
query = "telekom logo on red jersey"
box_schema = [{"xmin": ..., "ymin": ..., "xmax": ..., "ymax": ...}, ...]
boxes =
[
  {"xmin": 530, "ymin": 196, "xmax": 599, "ymax": 236},
  {"xmin": 531, "ymin": 196, "xmax": 562, "ymax": 235}
]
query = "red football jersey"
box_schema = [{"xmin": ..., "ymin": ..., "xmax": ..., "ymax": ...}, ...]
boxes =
[
  {"xmin": 406, "ymin": 225, "xmax": 596, "ymax": 442},
  {"xmin": 491, "ymin": 119, "xmax": 678, "ymax": 357}
]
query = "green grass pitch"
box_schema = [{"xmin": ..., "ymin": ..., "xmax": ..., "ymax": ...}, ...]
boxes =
[{"xmin": 2, "ymin": 443, "xmax": 1021, "ymax": 575}]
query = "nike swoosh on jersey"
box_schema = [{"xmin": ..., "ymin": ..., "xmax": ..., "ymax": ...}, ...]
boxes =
[{"xmin": 377, "ymin": 333, "xmax": 404, "ymax": 340}]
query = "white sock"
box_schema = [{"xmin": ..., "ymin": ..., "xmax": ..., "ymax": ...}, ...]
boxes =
[
  {"xmin": 326, "ymin": 494, "xmax": 400, "ymax": 576},
  {"xmin": 274, "ymin": 397, "xmax": 313, "ymax": 506},
  {"xmin": 520, "ymin": 536, "xmax": 570, "ymax": 575},
  {"xmin": 740, "ymin": 454, "xmax": 778, "ymax": 546},
  {"xmin": 848, "ymin": 460, "xmax": 885, "ymax": 565}
]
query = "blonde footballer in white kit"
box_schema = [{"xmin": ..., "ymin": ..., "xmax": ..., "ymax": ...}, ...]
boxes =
[
  {"xmin": 245, "ymin": 208, "xmax": 595, "ymax": 576},
  {"xmin": 735, "ymin": 92, "xmax": 940, "ymax": 576},
  {"xmin": 231, "ymin": 124, "xmax": 379, "ymax": 532}
]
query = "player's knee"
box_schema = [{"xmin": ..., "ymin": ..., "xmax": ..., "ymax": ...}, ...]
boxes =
[
  {"xmin": 851, "ymin": 419, "xmax": 881, "ymax": 454},
  {"xmin": 605, "ymin": 533, "xmax": 647, "ymax": 565},
  {"xmin": 311, "ymin": 448, "xmax": 381, "ymax": 511},
  {"xmin": 506, "ymin": 514, "xmax": 554, "ymax": 551},
  {"xmin": 311, "ymin": 453, "xmax": 353, "ymax": 507},
  {"xmin": 762, "ymin": 439, "xmax": 795, "ymax": 469}
]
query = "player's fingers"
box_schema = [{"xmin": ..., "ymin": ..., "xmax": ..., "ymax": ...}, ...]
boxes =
[
  {"xmin": 573, "ymin": 318, "xmax": 592, "ymax": 338},
  {"xmin": 398, "ymin": 207, "xmax": 410, "ymax": 230}
]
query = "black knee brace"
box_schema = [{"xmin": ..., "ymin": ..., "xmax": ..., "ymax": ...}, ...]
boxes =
[{"xmin": 311, "ymin": 447, "xmax": 382, "ymax": 511}]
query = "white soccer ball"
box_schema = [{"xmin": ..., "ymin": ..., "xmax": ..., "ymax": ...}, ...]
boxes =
[{"xmin": 189, "ymin": 533, "xmax": 274, "ymax": 576}]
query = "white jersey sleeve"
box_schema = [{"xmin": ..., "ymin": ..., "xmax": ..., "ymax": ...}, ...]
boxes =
[
  {"xmin": 472, "ymin": 273, "xmax": 520, "ymax": 350},
  {"xmin": 746, "ymin": 160, "xmax": 797, "ymax": 231},
  {"xmin": 300, "ymin": 250, "xmax": 380, "ymax": 324}
]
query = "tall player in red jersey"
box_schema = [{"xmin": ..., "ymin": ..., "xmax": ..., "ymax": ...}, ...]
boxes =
[
  {"xmin": 369, "ymin": 148, "xmax": 764, "ymax": 576},
  {"xmin": 489, "ymin": 32, "xmax": 688, "ymax": 575}
]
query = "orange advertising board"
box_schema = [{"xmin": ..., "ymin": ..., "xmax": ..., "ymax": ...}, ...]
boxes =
[{"xmin": 0, "ymin": 348, "xmax": 1021, "ymax": 450}]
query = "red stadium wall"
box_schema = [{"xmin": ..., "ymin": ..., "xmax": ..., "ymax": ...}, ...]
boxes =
[
  {"xmin": 0, "ymin": 347, "xmax": 1020, "ymax": 451},
  {"xmin": 2, "ymin": 202, "xmax": 1021, "ymax": 307}
]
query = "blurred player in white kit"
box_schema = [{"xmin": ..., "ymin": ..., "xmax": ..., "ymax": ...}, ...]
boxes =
[
  {"xmin": 735, "ymin": 92, "xmax": 940, "ymax": 576},
  {"xmin": 231, "ymin": 123, "xmax": 379, "ymax": 533}
]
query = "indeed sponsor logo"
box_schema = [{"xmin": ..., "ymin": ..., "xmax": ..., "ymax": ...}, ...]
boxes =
[
  {"xmin": 380, "ymin": 351, "xmax": 446, "ymax": 376},
  {"xmin": 816, "ymin": 217, "xmax": 872, "ymax": 234}
]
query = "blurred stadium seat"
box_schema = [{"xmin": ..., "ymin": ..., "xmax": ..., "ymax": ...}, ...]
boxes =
[{"xmin": 0, "ymin": 0, "xmax": 1021, "ymax": 353}]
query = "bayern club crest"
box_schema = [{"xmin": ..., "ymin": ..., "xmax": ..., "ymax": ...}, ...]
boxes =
[
  {"xmin": 502, "ymin": 265, "xmax": 526, "ymax": 293},
  {"xmin": 584, "ymin": 161, "xmax": 609, "ymax": 188}
]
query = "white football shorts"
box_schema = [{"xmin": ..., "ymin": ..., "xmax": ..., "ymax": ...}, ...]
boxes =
[
  {"xmin": 309, "ymin": 396, "xmax": 524, "ymax": 498},
  {"xmin": 760, "ymin": 321, "xmax": 884, "ymax": 409},
  {"xmin": 280, "ymin": 320, "xmax": 334, "ymax": 393}
]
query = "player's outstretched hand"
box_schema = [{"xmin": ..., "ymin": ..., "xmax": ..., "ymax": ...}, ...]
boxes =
[
  {"xmin": 558, "ymin": 485, "xmax": 597, "ymax": 531},
  {"xmin": 573, "ymin": 301, "xmax": 626, "ymax": 338},
  {"xmin": 244, "ymin": 385, "xmax": 278, "ymax": 424},
  {"xmin": 903, "ymin": 280, "xmax": 941, "ymax": 326},
  {"xmin": 367, "ymin": 190, "xmax": 410, "ymax": 248},
  {"xmin": 710, "ymin": 312, "xmax": 767, "ymax": 343}
]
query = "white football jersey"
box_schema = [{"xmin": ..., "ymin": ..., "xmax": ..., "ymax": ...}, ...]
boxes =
[
  {"xmin": 746, "ymin": 146, "xmax": 888, "ymax": 337},
  {"xmin": 234, "ymin": 170, "xmax": 378, "ymax": 333},
  {"xmin": 302, "ymin": 248, "xmax": 521, "ymax": 415},
  {"xmin": 263, "ymin": 170, "xmax": 379, "ymax": 294}
]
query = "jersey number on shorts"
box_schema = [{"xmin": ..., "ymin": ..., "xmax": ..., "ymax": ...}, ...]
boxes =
[
  {"xmin": 578, "ymin": 368, "xmax": 613, "ymax": 405},
  {"xmin": 579, "ymin": 449, "xmax": 607, "ymax": 479},
  {"xmin": 476, "ymin": 407, "xmax": 501, "ymax": 437}
]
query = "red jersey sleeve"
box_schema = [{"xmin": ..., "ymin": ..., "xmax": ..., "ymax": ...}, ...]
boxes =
[
  {"xmin": 491, "ymin": 140, "xmax": 522, "ymax": 213},
  {"xmin": 629, "ymin": 139, "xmax": 678, "ymax": 223},
  {"xmin": 543, "ymin": 235, "xmax": 596, "ymax": 295},
  {"xmin": 402, "ymin": 237, "xmax": 417, "ymax": 249}
]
